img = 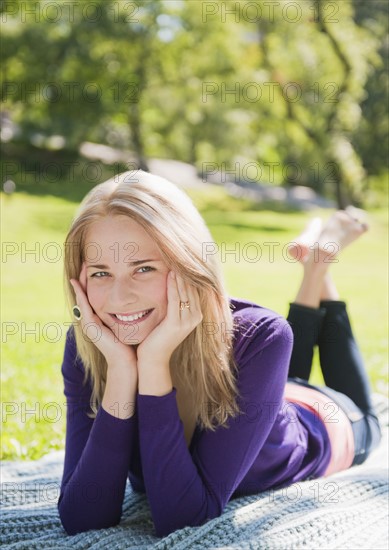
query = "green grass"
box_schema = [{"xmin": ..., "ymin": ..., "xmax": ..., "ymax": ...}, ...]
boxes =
[{"xmin": 1, "ymin": 186, "xmax": 388, "ymax": 460}]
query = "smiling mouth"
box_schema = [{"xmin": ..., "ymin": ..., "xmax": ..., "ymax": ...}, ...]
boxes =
[{"xmin": 111, "ymin": 309, "xmax": 153, "ymax": 323}]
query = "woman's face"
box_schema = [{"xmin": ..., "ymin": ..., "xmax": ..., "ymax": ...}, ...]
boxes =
[{"xmin": 83, "ymin": 215, "xmax": 170, "ymax": 346}]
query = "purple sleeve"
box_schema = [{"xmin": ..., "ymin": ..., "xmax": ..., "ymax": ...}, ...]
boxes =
[
  {"xmin": 57, "ymin": 328, "xmax": 138, "ymax": 535},
  {"xmin": 137, "ymin": 308, "xmax": 293, "ymax": 537}
]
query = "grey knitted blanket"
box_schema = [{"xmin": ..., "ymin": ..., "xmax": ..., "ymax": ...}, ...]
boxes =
[{"xmin": 1, "ymin": 396, "xmax": 388, "ymax": 550}]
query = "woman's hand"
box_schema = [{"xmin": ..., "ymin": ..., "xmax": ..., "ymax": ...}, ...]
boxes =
[
  {"xmin": 70, "ymin": 264, "xmax": 138, "ymax": 370},
  {"xmin": 136, "ymin": 271, "xmax": 203, "ymax": 366}
]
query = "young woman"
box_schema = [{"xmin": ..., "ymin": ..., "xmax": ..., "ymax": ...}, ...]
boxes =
[{"xmin": 58, "ymin": 170, "xmax": 381, "ymax": 537}]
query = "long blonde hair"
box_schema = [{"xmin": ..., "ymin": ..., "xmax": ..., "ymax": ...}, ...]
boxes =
[{"xmin": 64, "ymin": 170, "xmax": 242, "ymax": 430}]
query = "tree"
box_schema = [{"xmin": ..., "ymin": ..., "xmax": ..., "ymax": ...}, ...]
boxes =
[
  {"xmin": 1, "ymin": 0, "xmax": 386, "ymax": 205},
  {"xmin": 229, "ymin": 0, "xmax": 381, "ymax": 206}
]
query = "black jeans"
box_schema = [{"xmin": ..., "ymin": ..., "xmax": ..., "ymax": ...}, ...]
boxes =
[{"xmin": 287, "ymin": 301, "xmax": 381, "ymax": 466}]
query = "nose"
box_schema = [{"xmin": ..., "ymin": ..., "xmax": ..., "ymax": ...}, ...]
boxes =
[{"xmin": 109, "ymin": 277, "xmax": 138, "ymax": 309}]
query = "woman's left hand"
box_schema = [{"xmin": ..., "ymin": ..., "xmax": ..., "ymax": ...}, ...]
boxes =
[{"xmin": 136, "ymin": 271, "xmax": 203, "ymax": 365}]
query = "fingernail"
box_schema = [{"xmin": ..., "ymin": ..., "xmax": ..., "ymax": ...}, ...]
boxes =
[{"xmin": 170, "ymin": 271, "xmax": 176, "ymax": 279}]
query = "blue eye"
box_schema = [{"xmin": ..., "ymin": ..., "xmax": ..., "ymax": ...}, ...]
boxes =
[
  {"xmin": 91, "ymin": 271, "xmax": 110, "ymax": 278},
  {"xmin": 138, "ymin": 266, "xmax": 154, "ymax": 273}
]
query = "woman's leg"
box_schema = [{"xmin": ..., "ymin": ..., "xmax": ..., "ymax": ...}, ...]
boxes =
[
  {"xmin": 318, "ymin": 294, "xmax": 374, "ymax": 414},
  {"xmin": 286, "ymin": 303, "xmax": 325, "ymax": 380},
  {"xmin": 287, "ymin": 208, "xmax": 369, "ymax": 380},
  {"xmin": 317, "ymin": 276, "xmax": 381, "ymax": 463},
  {"xmin": 288, "ymin": 209, "xmax": 381, "ymax": 463},
  {"xmin": 312, "ymin": 212, "xmax": 378, "ymax": 412},
  {"xmin": 286, "ymin": 218, "xmax": 326, "ymax": 380}
]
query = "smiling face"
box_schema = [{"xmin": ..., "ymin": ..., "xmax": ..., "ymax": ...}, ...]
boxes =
[{"xmin": 84, "ymin": 215, "xmax": 170, "ymax": 346}]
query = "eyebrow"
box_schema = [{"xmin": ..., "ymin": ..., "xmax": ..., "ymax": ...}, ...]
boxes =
[{"xmin": 86, "ymin": 259, "xmax": 160, "ymax": 268}]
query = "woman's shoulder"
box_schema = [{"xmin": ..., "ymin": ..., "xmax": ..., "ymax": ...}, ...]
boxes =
[
  {"xmin": 229, "ymin": 296, "xmax": 293, "ymax": 357},
  {"xmin": 229, "ymin": 296, "xmax": 287, "ymax": 326},
  {"xmin": 61, "ymin": 326, "xmax": 87, "ymax": 381},
  {"xmin": 60, "ymin": 327, "xmax": 94, "ymax": 400}
]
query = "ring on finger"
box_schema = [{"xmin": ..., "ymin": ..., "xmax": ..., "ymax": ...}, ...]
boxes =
[{"xmin": 180, "ymin": 301, "xmax": 190, "ymax": 310}]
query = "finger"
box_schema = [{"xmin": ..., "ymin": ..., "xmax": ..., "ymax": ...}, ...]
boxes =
[
  {"xmin": 176, "ymin": 276, "xmax": 201, "ymax": 320},
  {"xmin": 185, "ymin": 282, "xmax": 202, "ymax": 316},
  {"xmin": 187, "ymin": 283, "xmax": 201, "ymax": 311},
  {"xmin": 69, "ymin": 278, "xmax": 94, "ymax": 321},
  {"xmin": 175, "ymin": 275, "xmax": 191, "ymax": 318},
  {"xmin": 175, "ymin": 273, "xmax": 189, "ymax": 303},
  {"xmin": 70, "ymin": 277, "xmax": 83, "ymax": 303},
  {"xmin": 167, "ymin": 271, "xmax": 180, "ymax": 315},
  {"xmin": 178, "ymin": 283, "xmax": 202, "ymax": 334},
  {"xmin": 79, "ymin": 262, "xmax": 87, "ymax": 293}
]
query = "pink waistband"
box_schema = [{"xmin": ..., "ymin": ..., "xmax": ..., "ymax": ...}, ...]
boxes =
[{"xmin": 284, "ymin": 382, "xmax": 355, "ymax": 476}]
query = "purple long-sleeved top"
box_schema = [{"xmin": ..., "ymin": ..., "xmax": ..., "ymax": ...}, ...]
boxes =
[{"xmin": 58, "ymin": 297, "xmax": 331, "ymax": 537}]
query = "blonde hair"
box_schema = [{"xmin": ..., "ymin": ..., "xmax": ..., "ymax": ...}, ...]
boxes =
[{"xmin": 64, "ymin": 170, "xmax": 242, "ymax": 431}]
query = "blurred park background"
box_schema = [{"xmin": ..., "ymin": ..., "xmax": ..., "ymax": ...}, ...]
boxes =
[{"xmin": 1, "ymin": 0, "xmax": 388, "ymax": 460}]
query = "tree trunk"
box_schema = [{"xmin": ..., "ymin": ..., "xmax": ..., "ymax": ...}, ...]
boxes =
[{"xmin": 128, "ymin": 101, "xmax": 148, "ymax": 172}]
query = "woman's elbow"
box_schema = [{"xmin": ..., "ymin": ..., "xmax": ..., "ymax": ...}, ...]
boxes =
[
  {"xmin": 154, "ymin": 509, "xmax": 221, "ymax": 538},
  {"xmin": 58, "ymin": 500, "xmax": 121, "ymax": 536}
]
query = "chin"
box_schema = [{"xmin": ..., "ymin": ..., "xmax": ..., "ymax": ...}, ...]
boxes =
[{"xmin": 114, "ymin": 329, "xmax": 144, "ymax": 346}]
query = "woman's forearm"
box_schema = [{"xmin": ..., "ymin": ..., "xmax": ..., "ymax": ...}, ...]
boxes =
[
  {"xmin": 102, "ymin": 362, "xmax": 138, "ymax": 419},
  {"xmin": 59, "ymin": 360, "xmax": 138, "ymax": 535},
  {"xmin": 138, "ymin": 358, "xmax": 173, "ymax": 397}
]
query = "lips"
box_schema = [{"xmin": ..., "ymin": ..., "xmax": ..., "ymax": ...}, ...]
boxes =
[{"xmin": 110, "ymin": 309, "xmax": 153, "ymax": 325}]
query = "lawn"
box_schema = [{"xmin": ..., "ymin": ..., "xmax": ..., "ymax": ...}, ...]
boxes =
[{"xmin": 1, "ymin": 185, "xmax": 388, "ymax": 460}]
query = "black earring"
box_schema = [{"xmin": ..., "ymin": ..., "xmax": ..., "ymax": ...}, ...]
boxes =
[{"xmin": 72, "ymin": 305, "xmax": 82, "ymax": 321}]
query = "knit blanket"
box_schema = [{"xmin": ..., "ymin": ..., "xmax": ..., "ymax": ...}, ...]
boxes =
[{"xmin": 1, "ymin": 395, "xmax": 388, "ymax": 550}]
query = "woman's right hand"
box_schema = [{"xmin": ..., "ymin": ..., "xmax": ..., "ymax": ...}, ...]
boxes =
[{"xmin": 70, "ymin": 263, "xmax": 138, "ymax": 371}]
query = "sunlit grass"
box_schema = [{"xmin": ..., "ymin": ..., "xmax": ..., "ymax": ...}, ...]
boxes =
[{"xmin": 1, "ymin": 189, "xmax": 388, "ymax": 460}]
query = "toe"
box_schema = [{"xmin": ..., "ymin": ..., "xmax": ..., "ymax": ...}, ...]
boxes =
[{"xmin": 345, "ymin": 205, "xmax": 369, "ymax": 225}]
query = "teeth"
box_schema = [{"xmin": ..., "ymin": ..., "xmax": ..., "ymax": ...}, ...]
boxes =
[{"xmin": 115, "ymin": 310, "xmax": 150, "ymax": 322}]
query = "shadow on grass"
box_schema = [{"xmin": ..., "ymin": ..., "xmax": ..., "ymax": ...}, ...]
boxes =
[
  {"xmin": 1, "ymin": 144, "xmax": 304, "ymax": 223},
  {"xmin": 202, "ymin": 212, "xmax": 288, "ymax": 233},
  {"xmin": 1, "ymin": 143, "xmax": 125, "ymax": 203}
]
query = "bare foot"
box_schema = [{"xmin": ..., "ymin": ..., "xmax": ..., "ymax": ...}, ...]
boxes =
[
  {"xmin": 287, "ymin": 217, "xmax": 323, "ymax": 263},
  {"xmin": 314, "ymin": 208, "xmax": 369, "ymax": 259},
  {"xmin": 344, "ymin": 206, "xmax": 369, "ymax": 230}
]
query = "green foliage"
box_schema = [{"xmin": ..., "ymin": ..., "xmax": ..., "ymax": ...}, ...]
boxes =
[
  {"xmin": 1, "ymin": 0, "xmax": 388, "ymax": 205},
  {"xmin": 352, "ymin": 1, "xmax": 389, "ymax": 184}
]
